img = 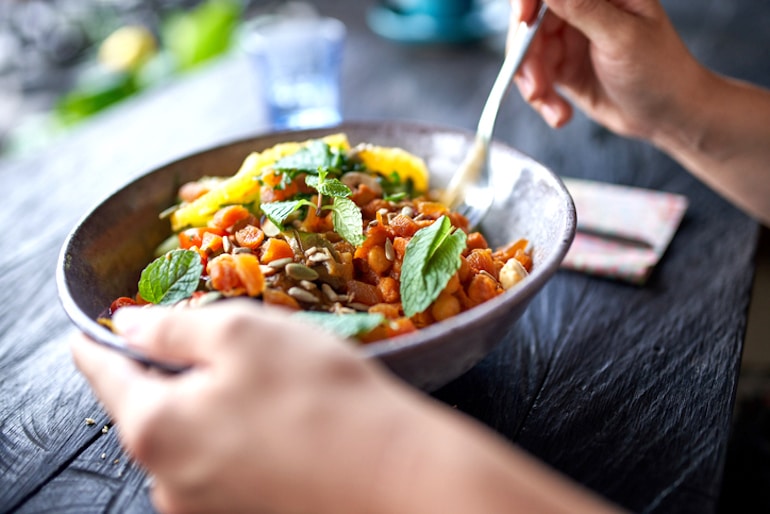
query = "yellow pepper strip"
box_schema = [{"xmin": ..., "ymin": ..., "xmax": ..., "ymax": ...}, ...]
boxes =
[{"xmin": 170, "ymin": 133, "xmax": 350, "ymax": 231}]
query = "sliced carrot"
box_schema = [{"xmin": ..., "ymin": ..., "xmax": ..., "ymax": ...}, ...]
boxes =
[{"xmin": 234, "ymin": 225, "xmax": 265, "ymax": 250}]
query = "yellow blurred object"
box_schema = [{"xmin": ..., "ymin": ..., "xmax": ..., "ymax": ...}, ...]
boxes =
[
  {"xmin": 170, "ymin": 133, "xmax": 350, "ymax": 230},
  {"xmin": 99, "ymin": 25, "xmax": 157, "ymax": 72},
  {"xmin": 355, "ymin": 145, "xmax": 429, "ymax": 194}
]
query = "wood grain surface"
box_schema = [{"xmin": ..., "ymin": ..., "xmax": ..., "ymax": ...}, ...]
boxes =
[{"xmin": 1, "ymin": 0, "xmax": 766, "ymax": 512}]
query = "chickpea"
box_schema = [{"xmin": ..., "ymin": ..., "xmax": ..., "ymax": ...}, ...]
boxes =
[
  {"xmin": 431, "ymin": 292, "xmax": 462, "ymax": 322},
  {"xmin": 367, "ymin": 245, "xmax": 392, "ymax": 275}
]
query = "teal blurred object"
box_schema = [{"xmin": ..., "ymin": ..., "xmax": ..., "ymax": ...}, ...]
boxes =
[{"xmin": 367, "ymin": 0, "xmax": 508, "ymax": 44}]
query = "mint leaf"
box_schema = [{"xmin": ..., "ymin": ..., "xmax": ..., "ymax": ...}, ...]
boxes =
[
  {"xmin": 274, "ymin": 141, "xmax": 339, "ymax": 175},
  {"xmin": 138, "ymin": 249, "xmax": 203, "ymax": 305},
  {"xmin": 306, "ymin": 174, "xmax": 351, "ymax": 198},
  {"xmin": 260, "ymin": 199, "xmax": 309, "ymax": 227},
  {"xmin": 329, "ymin": 197, "xmax": 365, "ymax": 247},
  {"xmin": 293, "ymin": 311, "xmax": 385, "ymax": 339},
  {"xmin": 400, "ymin": 216, "xmax": 467, "ymax": 317}
]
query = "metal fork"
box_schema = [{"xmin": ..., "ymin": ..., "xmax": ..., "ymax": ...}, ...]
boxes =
[{"xmin": 442, "ymin": 2, "xmax": 548, "ymax": 228}]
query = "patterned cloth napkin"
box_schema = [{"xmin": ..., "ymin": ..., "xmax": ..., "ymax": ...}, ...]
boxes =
[{"xmin": 560, "ymin": 177, "xmax": 689, "ymax": 285}]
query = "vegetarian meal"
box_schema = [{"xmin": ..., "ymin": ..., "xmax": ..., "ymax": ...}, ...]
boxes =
[{"xmin": 104, "ymin": 133, "xmax": 532, "ymax": 342}]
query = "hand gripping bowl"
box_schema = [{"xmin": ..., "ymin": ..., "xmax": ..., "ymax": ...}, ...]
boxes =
[{"xmin": 57, "ymin": 122, "xmax": 576, "ymax": 391}]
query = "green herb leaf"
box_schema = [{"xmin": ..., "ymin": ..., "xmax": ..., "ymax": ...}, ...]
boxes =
[
  {"xmin": 400, "ymin": 215, "xmax": 467, "ymax": 317},
  {"xmin": 329, "ymin": 197, "xmax": 365, "ymax": 247},
  {"xmin": 138, "ymin": 249, "xmax": 203, "ymax": 305},
  {"xmin": 306, "ymin": 174, "xmax": 351, "ymax": 198},
  {"xmin": 273, "ymin": 141, "xmax": 338, "ymax": 175},
  {"xmin": 260, "ymin": 200, "xmax": 308, "ymax": 227},
  {"xmin": 293, "ymin": 311, "xmax": 385, "ymax": 339}
]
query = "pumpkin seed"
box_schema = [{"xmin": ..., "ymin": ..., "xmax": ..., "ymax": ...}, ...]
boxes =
[
  {"xmin": 268, "ymin": 257, "xmax": 294, "ymax": 269},
  {"xmin": 285, "ymin": 262, "xmax": 319, "ymax": 281}
]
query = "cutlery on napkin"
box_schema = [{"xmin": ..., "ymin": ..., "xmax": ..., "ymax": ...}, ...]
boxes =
[{"xmin": 560, "ymin": 177, "xmax": 689, "ymax": 285}]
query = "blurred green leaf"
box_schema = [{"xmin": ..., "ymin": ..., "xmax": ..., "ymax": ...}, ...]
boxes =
[
  {"xmin": 55, "ymin": 69, "xmax": 138, "ymax": 125},
  {"xmin": 162, "ymin": 0, "xmax": 241, "ymax": 71}
]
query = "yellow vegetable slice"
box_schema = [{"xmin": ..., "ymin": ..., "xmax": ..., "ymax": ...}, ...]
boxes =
[
  {"xmin": 355, "ymin": 145, "xmax": 429, "ymax": 195},
  {"xmin": 170, "ymin": 133, "xmax": 350, "ymax": 231}
]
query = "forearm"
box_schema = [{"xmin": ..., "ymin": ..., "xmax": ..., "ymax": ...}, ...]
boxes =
[
  {"xmin": 651, "ymin": 70, "xmax": 770, "ymax": 226},
  {"xmin": 369, "ymin": 387, "xmax": 622, "ymax": 514}
]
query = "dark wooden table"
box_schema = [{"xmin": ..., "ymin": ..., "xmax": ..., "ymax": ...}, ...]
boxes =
[{"xmin": 1, "ymin": 1, "xmax": 766, "ymax": 512}]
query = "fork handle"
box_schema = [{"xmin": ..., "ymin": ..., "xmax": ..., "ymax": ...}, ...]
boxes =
[{"xmin": 476, "ymin": 1, "xmax": 548, "ymax": 144}]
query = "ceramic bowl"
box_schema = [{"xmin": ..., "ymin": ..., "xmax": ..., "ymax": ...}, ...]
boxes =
[{"xmin": 57, "ymin": 121, "xmax": 575, "ymax": 391}]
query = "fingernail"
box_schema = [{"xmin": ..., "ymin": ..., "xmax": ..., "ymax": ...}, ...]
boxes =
[
  {"xmin": 518, "ymin": 74, "xmax": 534, "ymax": 99},
  {"xmin": 542, "ymin": 103, "xmax": 561, "ymax": 127},
  {"xmin": 112, "ymin": 306, "xmax": 149, "ymax": 337}
]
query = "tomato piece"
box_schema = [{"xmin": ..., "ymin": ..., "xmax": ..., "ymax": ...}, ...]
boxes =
[{"xmin": 110, "ymin": 296, "xmax": 137, "ymax": 314}]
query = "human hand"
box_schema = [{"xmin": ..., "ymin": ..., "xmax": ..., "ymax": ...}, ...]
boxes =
[
  {"xmin": 509, "ymin": 0, "xmax": 710, "ymax": 141},
  {"xmin": 71, "ymin": 300, "xmax": 427, "ymax": 514}
]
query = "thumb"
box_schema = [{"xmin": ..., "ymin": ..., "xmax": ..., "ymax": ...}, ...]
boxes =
[
  {"xmin": 545, "ymin": 0, "xmax": 659, "ymax": 46},
  {"xmin": 112, "ymin": 305, "xmax": 211, "ymax": 367}
]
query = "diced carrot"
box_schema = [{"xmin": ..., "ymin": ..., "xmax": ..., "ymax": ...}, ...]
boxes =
[
  {"xmin": 494, "ymin": 238, "xmax": 529, "ymax": 262},
  {"xmin": 514, "ymin": 248, "xmax": 533, "ymax": 272},
  {"xmin": 260, "ymin": 238, "xmax": 295, "ymax": 264},
  {"xmin": 376, "ymin": 276, "xmax": 400, "ymax": 303},
  {"xmin": 207, "ymin": 254, "xmax": 242, "ymax": 295},
  {"xmin": 178, "ymin": 228, "xmax": 208, "ymax": 250},
  {"xmin": 448, "ymin": 211, "xmax": 470, "ymax": 232},
  {"xmin": 209, "ymin": 205, "xmax": 252, "ymax": 231},
  {"xmin": 232, "ymin": 253, "xmax": 265, "ymax": 297},
  {"xmin": 262, "ymin": 288, "xmax": 301, "ymax": 310},
  {"xmin": 466, "ymin": 231, "xmax": 489, "ymax": 251},
  {"xmin": 368, "ymin": 302, "xmax": 402, "ymax": 319},
  {"xmin": 391, "ymin": 236, "xmax": 409, "ymax": 260},
  {"xmin": 466, "ymin": 248, "xmax": 497, "ymax": 278},
  {"xmin": 385, "ymin": 317, "xmax": 417, "ymax": 338},
  {"xmin": 466, "ymin": 273, "xmax": 501, "ymax": 305},
  {"xmin": 415, "ymin": 201, "xmax": 449, "ymax": 219},
  {"xmin": 410, "ymin": 309, "xmax": 434, "ymax": 329},
  {"xmin": 389, "ymin": 214, "xmax": 419, "ymax": 238},
  {"xmin": 201, "ymin": 232, "xmax": 223, "ymax": 254},
  {"xmin": 178, "ymin": 181, "xmax": 212, "ymax": 203},
  {"xmin": 354, "ymin": 225, "xmax": 388, "ymax": 259}
]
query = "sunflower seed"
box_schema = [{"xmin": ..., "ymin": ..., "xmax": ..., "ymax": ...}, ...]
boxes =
[
  {"xmin": 400, "ymin": 206, "xmax": 414, "ymax": 218},
  {"xmin": 288, "ymin": 287, "xmax": 319, "ymax": 303},
  {"xmin": 321, "ymin": 283, "xmax": 338, "ymax": 302},
  {"xmin": 307, "ymin": 252, "xmax": 330, "ymax": 264},
  {"xmin": 299, "ymin": 280, "xmax": 317, "ymax": 290},
  {"xmin": 346, "ymin": 302, "xmax": 371, "ymax": 312},
  {"xmin": 304, "ymin": 246, "xmax": 319, "ymax": 257},
  {"xmin": 233, "ymin": 247, "xmax": 252, "ymax": 255},
  {"xmin": 260, "ymin": 265, "xmax": 277, "ymax": 276},
  {"xmin": 222, "ymin": 236, "xmax": 232, "ymax": 253},
  {"xmin": 384, "ymin": 238, "xmax": 395, "ymax": 261}
]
